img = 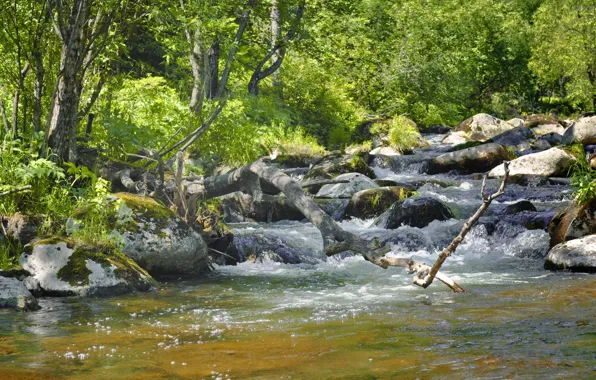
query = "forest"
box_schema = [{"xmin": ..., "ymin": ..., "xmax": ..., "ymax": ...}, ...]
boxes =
[{"xmin": 0, "ymin": 1, "xmax": 595, "ymax": 378}]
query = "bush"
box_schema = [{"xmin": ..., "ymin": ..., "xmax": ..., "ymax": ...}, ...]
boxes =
[{"xmin": 570, "ymin": 157, "xmax": 596, "ymax": 205}]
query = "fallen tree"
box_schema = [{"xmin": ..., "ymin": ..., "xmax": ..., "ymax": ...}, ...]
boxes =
[{"xmin": 107, "ymin": 155, "xmax": 510, "ymax": 293}]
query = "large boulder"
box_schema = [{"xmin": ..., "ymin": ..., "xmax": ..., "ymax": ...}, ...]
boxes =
[
  {"xmin": 548, "ymin": 198, "xmax": 596, "ymax": 248},
  {"xmin": 531, "ymin": 124, "xmax": 565, "ymax": 136},
  {"xmin": 344, "ymin": 186, "xmax": 414, "ymax": 219},
  {"xmin": 442, "ymin": 131, "xmax": 470, "ymax": 145},
  {"xmin": 374, "ymin": 197, "xmax": 454, "ymax": 229},
  {"xmin": 507, "ymin": 118, "xmax": 525, "ymax": 128},
  {"xmin": 221, "ymin": 192, "xmax": 304, "ymax": 223},
  {"xmin": 545, "ymin": 235, "xmax": 596, "ymax": 273},
  {"xmin": 562, "ymin": 116, "xmax": 596, "ymax": 145},
  {"xmin": 427, "ymin": 143, "xmax": 512, "ymax": 175},
  {"xmin": 316, "ymin": 173, "xmax": 379, "ymax": 199},
  {"xmin": 20, "ymin": 238, "xmax": 157, "ymax": 297},
  {"xmin": 488, "ymin": 147, "xmax": 576, "ymax": 178},
  {"xmin": 489, "ymin": 127, "xmax": 535, "ymax": 151},
  {"xmin": 0, "ymin": 276, "xmax": 39, "ymax": 310},
  {"xmin": 107, "ymin": 193, "xmax": 209, "ymax": 279},
  {"xmin": 304, "ymin": 152, "xmax": 376, "ymax": 180},
  {"xmin": 454, "ymin": 113, "xmax": 515, "ymax": 141}
]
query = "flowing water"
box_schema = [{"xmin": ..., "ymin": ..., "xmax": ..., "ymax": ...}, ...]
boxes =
[{"xmin": 1, "ymin": 136, "xmax": 595, "ymax": 379}]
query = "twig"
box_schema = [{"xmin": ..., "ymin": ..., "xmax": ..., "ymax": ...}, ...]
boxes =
[
  {"xmin": 0, "ymin": 185, "xmax": 32, "ymax": 198},
  {"xmin": 412, "ymin": 161, "xmax": 510, "ymax": 290}
]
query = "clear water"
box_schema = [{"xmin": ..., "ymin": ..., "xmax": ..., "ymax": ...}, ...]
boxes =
[{"xmin": 1, "ymin": 136, "xmax": 595, "ymax": 379}]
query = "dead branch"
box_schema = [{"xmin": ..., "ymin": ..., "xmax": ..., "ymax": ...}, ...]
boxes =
[
  {"xmin": 412, "ymin": 161, "xmax": 510, "ymax": 290},
  {"xmin": 0, "ymin": 185, "xmax": 32, "ymax": 198}
]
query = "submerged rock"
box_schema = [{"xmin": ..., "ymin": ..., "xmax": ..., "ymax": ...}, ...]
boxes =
[
  {"xmin": 548, "ymin": 198, "xmax": 596, "ymax": 248},
  {"xmin": 374, "ymin": 197, "xmax": 454, "ymax": 229},
  {"xmin": 221, "ymin": 192, "xmax": 304, "ymax": 223},
  {"xmin": 427, "ymin": 143, "xmax": 512, "ymax": 175},
  {"xmin": 0, "ymin": 276, "xmax": 39, "ymax": 310},
  {"xmin": 545, "ymin": 235, "xmax": 596, "ymax": 273},
  {"xmin": 562, "ymin": 116, "xmax": 596, "ymax": 145},
  {"xmin": 344, "ymin": 186, "xmax": 414, "ymax": 219},
  {"xmin": 488, "ymin": 147, "xmax": 576, "ymax": 178},
  {"xmin": 20, "ymin": 238, "xmax": 157, "ymax": 297},
  {"xmin": 316, "ymin": 173, "xmax": 379, "ymax": 198},
  {"xmin": 107, "ymin": 193, "xmax": 209, "ymax": 279}
]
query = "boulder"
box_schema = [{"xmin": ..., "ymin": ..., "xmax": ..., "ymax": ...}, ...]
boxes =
[
  {"xmin": 344, "ymin": 186, "xmax": 414, "ymax": 219},
  {"xmin": 532, "ymin": 124, "xmax": 565, "ymax": 136},
  {"xmin": 20, "ymin": 238, "xmax": 157, "ymax": 297},
  {"xmin": 537, "ymin": 132, "xmax": 563, "ymax": 146},
  {"xmin": 501, "ymin": 200, "xmax": 537, "ymax": 215},
  {"xmin": 489, "ymin": 127, "xmax": 535, "ymax": 151},
  {"xmin": 562, "ymin": 116, "xmax": 596, "ymax": 145},
  {"xmin": 488, "ymin": 147, "xmax": 576, "ymax": 178},
  {"xmin": 369, "ymin": 147, "xmax": 400, "ymax": 156},
  {"xmin": 221, "ymin": 192, "xmax": 304, "ymax": 223},
  {"xmin": 507, "ymin": 118, "xmax": 525, "ymax": 128},
  {"xmin": 304, "ymin": 152, "xmax": 376, "ymax": 180},
  {"xmin": 545, "ymin": 235, "xmax": 596, "ymax": 273},
  {"xmin": 442, "ymin": 131, "xmax": 469, "ymax": 145},
  {"xmin": 197, "ymin": 213, "xmax": 240, "ymax": 266},
  {"xmin": 454, "ymin": 113, "xmax": 515, "ymax": 141},
  {"xmin": 0, "ymin": 276, "xmax": 39, "ymax": 310},
  {"xmin": 524, "ymin": 114, "xmax": 560, "ymax": 128},
  {"xmin": 548, "ymin": 198, "xmax": 596, "ymax": 248},
  {"xmin": 107, "ymin": 194, "xmax": 209, "ymax": 279},
  {"xmin": 427, "ymin": 143, "xmax": 512, "ymax": 175},
  {"xmin": 316, "ymin": 173, "xmax": 379, "ymax": 199},
  {"xmin": 374, "ymin": 197, "xmax": 454, "ymax": 229},
  {"xmin": 233, "ymin": 232, "xmax": 321, "ymax": 264},
  {"xmin": 531, "ymin": 139, "xmax": 552, "ymax": 151},
  {"xmin": 359, "ymin": 228, "xmax": 434, "ymax": 252}
]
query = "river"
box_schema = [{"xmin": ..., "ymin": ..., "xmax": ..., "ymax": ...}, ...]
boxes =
[{"xmin": 1, "ymin": 135, "xmax": 595, "ymax": 379}]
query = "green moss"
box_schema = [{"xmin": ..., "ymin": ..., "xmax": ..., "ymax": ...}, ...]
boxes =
[
  {"xmin": 157, "ymin": 230, "xmax": 168, "ymax": 239},
  {"xmin": 114, "ymin": 193, "xmax": 176, "ymax": 220},
  {"xmin": 563, "ymin": 142, "xmax": 587, "ymax": 162}
]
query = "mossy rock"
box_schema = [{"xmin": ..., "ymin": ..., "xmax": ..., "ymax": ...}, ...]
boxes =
[
  {"xmin": 20, "ymin": 237, "xmax": 157, "ymax": 297},
  {"xmin": 304, "ymin": 152, "xmax": 376, "ymax": 181},
  {"xmin": 344, "ymin": 187, "xmax": 415, "ymax": 219}
]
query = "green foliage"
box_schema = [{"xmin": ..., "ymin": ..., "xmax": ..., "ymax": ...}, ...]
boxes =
[
  {"xmin": 570, "ymin": 159, "xmax": 596, "ymax": 205},
  {"xmin": 388, "ymin": 117, "xmax": 425, "ymax": 153}
]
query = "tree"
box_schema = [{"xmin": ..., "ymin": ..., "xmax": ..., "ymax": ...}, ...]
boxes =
[{"xmin": 530, "ymin": 0, "xmax": 596, "ymax": 110}]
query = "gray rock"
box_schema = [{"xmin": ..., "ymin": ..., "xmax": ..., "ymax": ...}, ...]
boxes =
[
  {"xmin": 304, "ymin": 152, "xmax": 376, "ymax": 180},
  {"xmin": 454, "ymin": 113, "xmax": 515, "ymax": 141},
  {"xmin": 503, "ymin": 200, "xmax": 537, "ymax": 215},
  {"xmin": 442, "ymin": 131, "xmax": 469, "ymax": 145},
  {"xmin": 545, "ymin": 235, "xmax": 596, "ymax": 273},
  {"xmin": 562, "ymin": 116, "xmax": 596, "ymax": 145},
  {"xmin": 490, "ymin": 127, "xmax": 535, "ymax": 151},
  {"xmin": 369, "ymin": 147, "xmax": 400, "ymax": 156},
  {"xmin": 427, "ymin": 143, "xmax": 512, "ymax": 175},
  {"xmin": 108, "ymin": 194, "xmax": 209, "ymax": 279},
  {"xmin": 507, "ymin": 118, "xmax": 525, "ymax": 128},
  {"xmin": 548, "ymin": 198, "xmax": 596, "ymax": 248},
  {"xmin": 344, "ymin": 186, "xmax": 413, "ymax": 219},
  {"xmin": 489, "ymin": 147, "xmax": 576, "ymax": 178},
  {"xmin": 0, "ymin": 276, "xmax": 39, "ymax": 310},
  {"xmin": 538, "ymin": 132, "xmax": 563, "ymax": 146},
  {"xmin": 20, "ymin": 239, "xmax": 156, "ymax": 297},
  {"xmin": 532, "ymin": 124, "xmax": 565, "ymax": 136},
  {"xmin": 316, "ymin": 173, "xmax": 379, "ymax": 199},
  {"xmin": 374, "ymin": 197, "xmax": 454, "ymax": 229},
  {"xmin": 221, "ymin": 192, "xmax": 304, "ymax": 223},
  {"xmin": 531, "ymin": 139, "xmax": 552, "ymax": 151}
]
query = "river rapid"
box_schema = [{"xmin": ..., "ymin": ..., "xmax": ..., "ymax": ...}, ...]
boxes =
[{"xmin": 1, "ymin": 135, "xmax": 595, "ymax": 379}]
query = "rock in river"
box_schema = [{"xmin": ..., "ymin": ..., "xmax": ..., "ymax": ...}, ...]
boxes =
[
  {"xmin": 545, "ymin": 235, "xmax": 596, "ymax": 273},
  {"xmin": 562, "ymin": 116, "xmax": 596, "ymax": 145},
  {"xmin": 427, "ymin": 143, "xmax": 512, "ymax": 175},
  {"xmin": 0, "ymin": 276, "xmax": 39, "ymax": 310},
  {"xmin": 316, "ymin": 173, "xmax": 379, "ymax": 199},
  {"xmin": 20, "ymin": 238, "xmax": 157, "ymax": 297},
  {"xmin": 344, "ymin": 186, "xmax": 414, "ymax": 219},
  {"xmin": 489, "ymin": 147, "xmax": 576, "ymax": 178},
  {"xmin": 374, "ymin": 197, "xmax": 454, "ymax": 229}
]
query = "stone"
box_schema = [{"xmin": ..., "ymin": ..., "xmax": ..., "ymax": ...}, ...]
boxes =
[
  {"xmin": 442, "ymin": 131, "xmax": 470, "ymax": 145},
  {"xmin": 221, "ymin": 192, "xmax": 304, "ymax": 223},
  {"xmin": 427, "ymin": 143, "xmax": 512, "ymax": 175},
  {"xmin": 524, "ymin": 114, "xmax": 560, "ymax": 128},
  {"xmin": 489, "ymin": 127, "xmax": 535, "ymax": 151},
  {"xmin": 548, "ymin": 198, "xmax": 596, "ymax": 248},
  {"xmin": 531, "ymin": 124, "xmax": 565, "ymax": 136},
  {"xmin": 107, "ymin": 194, "xmax": 209, "ymax": 279},
  {"xmin": 488, "ymin": 147, "xmax": 576, "ymax": 178},
  {"xmin": 374, "ymin": 197, "xmax": 454, "ymax": 229},
  {"xmin": 369, "ymin": 147, "xmax": 400, "ymax": 156},
  {"xmin": 562, "ymin": 116, "xmax": 596, "ymax": 145},
  {"xmin": 531, "ymin": 139, "xmax": 552, "ymax": 151},
  {"xmin": 545, "ymin": 235, "xmax": 596, "ymax": 273},
  {"xmin": 344, "ymin": 186, "xmax": 414, "ymax": 219},
  {"xmin": 454, "ymin": 113, "xmax": 515, "ymax": 141},
  {"xmin": 537, "ymin": 132, "xmax": 563, "ymax": 146},
  {"xmin": 507, "ymin": 118, "xmax": 525, "ymax": 128},
  {"xmin": 0, "ymin": 276, "xmax": 39, "ymax": 310},
  {"xmin": 304, "ymin": 152, "xmax": 376, "ymax": 180},
  {"xmin": 20, "ymin": 238, "xmax": 157, "ymax": 297},
  {"xmin": 503, "ymin": 200, "xmax": 537, "ymax": 215},
  {"xmin": 316, "ymin": 173, "xmax": 379, "ymax": 199}
]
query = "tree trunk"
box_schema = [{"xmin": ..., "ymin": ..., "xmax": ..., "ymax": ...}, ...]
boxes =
[
  {"xmin": 12, "ymin": 61, "xmax": 30, "ymax": 138},
  {"xmin": 206, "ymin": 40, "xmax": 220, "ymax": 100},
  {"xmin": 270, "ymin": 0, "xmax": 281, "ymax": 88}
]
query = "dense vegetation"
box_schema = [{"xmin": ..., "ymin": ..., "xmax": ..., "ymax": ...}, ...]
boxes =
[{"xmin": 1, "ymin": 0, "xmax": 596, "ymax": 268}]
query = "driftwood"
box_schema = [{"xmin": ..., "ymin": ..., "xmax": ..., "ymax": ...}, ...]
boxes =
[
  {"xmin": 107, "ymin": 156, "xmax": 510, "ymax": 293},
  {"xmin": 0, "ymin": 185, "xmax": 32, "ymax": 198}
]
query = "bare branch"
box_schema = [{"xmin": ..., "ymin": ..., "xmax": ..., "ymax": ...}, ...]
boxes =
[{"xmin": 0, "ymin": 185, "xmax": 32, "ymax": 198}]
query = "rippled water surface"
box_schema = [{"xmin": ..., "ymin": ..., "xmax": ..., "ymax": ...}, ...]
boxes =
[{"xmin": 1, "ymin": 135, "xmax": 595, "ymax": 379}]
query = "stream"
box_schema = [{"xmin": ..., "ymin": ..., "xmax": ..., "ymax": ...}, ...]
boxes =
[{"xmin": 1, "ymin": 135, "xmax": 595, "ymax": 379}]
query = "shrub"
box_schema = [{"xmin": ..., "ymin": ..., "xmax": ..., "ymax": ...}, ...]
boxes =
[{"xmin": 387, "ymin": 116, "xmax": 425, "ymax": 153}]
